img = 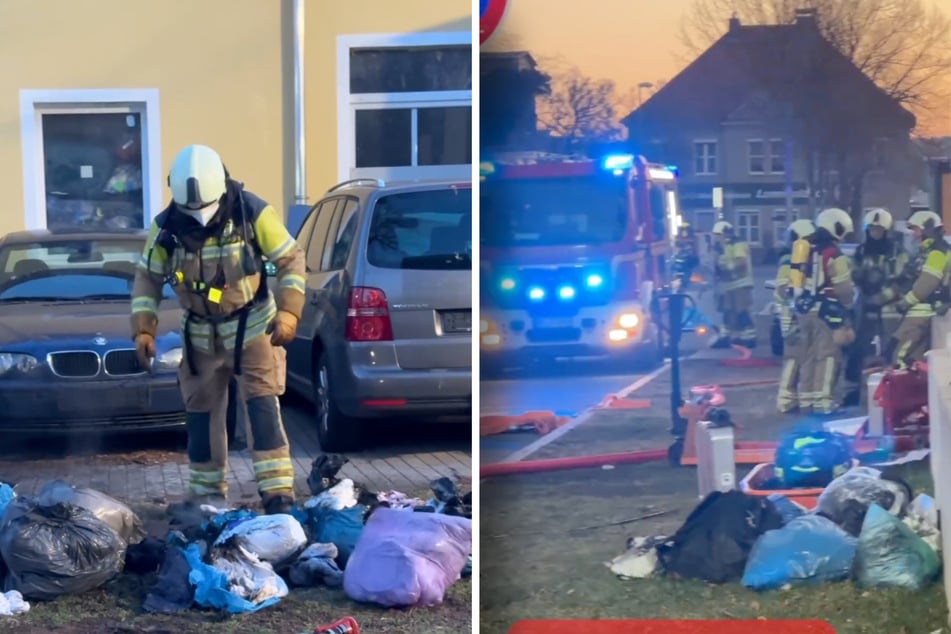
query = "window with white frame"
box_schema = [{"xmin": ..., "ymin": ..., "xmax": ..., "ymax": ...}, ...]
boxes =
[
  {"xmin": 748, "ymin": 138, "xmax": 785, "ymax": 175},
  {"xmin": 337, "ymin": 32, "xmax": 472, "ymax": 182},
  {"xmin": 693, "ymin": 140, "xmax": 717, "ymax": 175},
  {"xmin": 736, "ymin": 210, "xmax": 761, "ymax": 244},
  {"xmin": 773, "ymin": 209, "xmax": 799, "ymax": 244},
  {"xmin": 19, "ymin": 89, "xmax": 162, "ymax": 231}
]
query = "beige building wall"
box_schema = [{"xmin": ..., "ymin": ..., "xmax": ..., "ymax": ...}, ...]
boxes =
[{"xmin": 0, "ymin": 0, "xmax": 470, "ymax": 237}]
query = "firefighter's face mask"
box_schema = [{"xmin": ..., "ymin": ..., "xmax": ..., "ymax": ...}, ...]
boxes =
[{"xmin": 180, "ymin": 200, "xmax": 220, "ymax": 226}]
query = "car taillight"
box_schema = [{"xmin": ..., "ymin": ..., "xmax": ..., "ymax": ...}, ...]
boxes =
[{"xmin": 346, "ymin": 287, "xmax": 394, "ymax": 342}]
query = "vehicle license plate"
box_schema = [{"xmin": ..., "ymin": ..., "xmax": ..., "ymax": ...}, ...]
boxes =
[{"xmin": 441, "ymin": 310, "xmax": 472, "ymax": 334}]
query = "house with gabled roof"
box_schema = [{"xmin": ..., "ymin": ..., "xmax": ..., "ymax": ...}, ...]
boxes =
[{"xmin": 622, "ymin": 8, "xmax": 917, "ymax": 258}]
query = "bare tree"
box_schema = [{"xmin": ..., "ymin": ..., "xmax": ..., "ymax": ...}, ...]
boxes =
[
  {"xmin": 537, "ymin": 70, "xmax": 624, "ymax": 144},
  {"xmin": 680, "ymin": 0, "xmax": 951, "ymax": 115}
]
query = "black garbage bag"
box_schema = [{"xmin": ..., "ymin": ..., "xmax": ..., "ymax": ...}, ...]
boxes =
[
  {"xmin": 307, "ymin": 454, "xmax": 350, "ymax": 496},
  {"xmin": 142, "ymin": 545, "xmax": 194, "ymax": 613},
  {"xmin": 430, "ymin": 477, "xmax": 472, "ymax": 519},
  {"xmin": 125, "ymin": 536, "xmax": 167, "ymax": 574},
  {"xmin": 0, "ymin": 498, "xmax": 126, "ymax": 600},
  {"xmin": 657, "ymin": 490, "xmax": 783, "ymax": 583},
  {"xmin": 814, "ymin": 467, "xmax": 912, "ymax": 537}
]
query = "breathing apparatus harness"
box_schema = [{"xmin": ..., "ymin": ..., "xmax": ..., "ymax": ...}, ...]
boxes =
[
  {"xmin": 787, "ymin": 229, "xmax": 847, "ymax": 329},
  {"xmin": 145, "ymin": 179, "xmax": 269, "ymax": 375}
]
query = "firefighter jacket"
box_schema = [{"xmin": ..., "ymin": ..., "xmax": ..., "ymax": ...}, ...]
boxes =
[
  {"xmin": 891, "ymin": 238, "xmax": 951, "ymax": 318},
  {"xmin": 853, "ymin": 237, "xmax": 908, "ymax": 318},
  {"xmin": 808, "ymin": 235, "xmax": 855, "ymax": 311},
  {"xmin": 774, "ymin": 252, "xmax": 795, "ymax": 334},
  {"xmin": 131, "ymin": 181, "xmax": 306, "ymax": 355},
  {"xmin": 715, "ymin": 240, "xmax": 753, "ymax": 292}
]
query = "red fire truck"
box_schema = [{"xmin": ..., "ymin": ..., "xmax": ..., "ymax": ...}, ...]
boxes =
[{"xmin": 479, "ymin": 151, "xmax": 684, "ymax": 366}]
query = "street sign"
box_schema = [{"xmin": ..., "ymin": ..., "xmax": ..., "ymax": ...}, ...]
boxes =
[
  {"xmin": 712, "ymin": 187, "xmax": 723, "ymax": 209},
  {"xmin": 481, "ymin": 0, "xmax": 508, "ymax": 44}
]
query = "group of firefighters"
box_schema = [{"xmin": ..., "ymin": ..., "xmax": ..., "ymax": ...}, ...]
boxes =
[{"xmin": 703, "ymin": 206, "xmax": 949, "ymax": 416}]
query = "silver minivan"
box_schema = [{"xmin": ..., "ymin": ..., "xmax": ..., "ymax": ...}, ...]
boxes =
[{"xmin": 285, "ymin": 179, "xmax": 472, "ymax": 451}]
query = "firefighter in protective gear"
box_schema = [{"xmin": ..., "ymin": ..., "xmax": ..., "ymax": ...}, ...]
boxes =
[
  {"xmin": 843, "ymin": 208, "xmax": 907, "ymax": 403},
  {"xmin": 671, "ymin": 223, "xmax": 700, "ymax": 291},
  {"xmin": 796, "ymin": 208, "xmax": 856, "ymax": 414},
  {"xmin": 710, "ymin": 220, "xmax": 756, "ymax": 348},
  {"xmin": 879, "ymin": 210, "xmax": 949, "ymax": 369},
  {"xmin": 775, "ymin": 219, "xmax": 816, "ymax": 413},
  {"xmin": 131, "ymin": 145, "xmax": 306, "ymax": 514}
]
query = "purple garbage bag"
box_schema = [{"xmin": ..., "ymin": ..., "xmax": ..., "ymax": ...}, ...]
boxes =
[{"xmin": 342, "ymin": 507, "xmax": 471, "ymax": 608}]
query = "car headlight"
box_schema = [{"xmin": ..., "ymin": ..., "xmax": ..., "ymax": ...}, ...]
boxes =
[
  {"xmin": 0, "ymin": 353, "xmax": 39, "ymax": 377},
  {"xmin": 153, "ymin": 347, "xmax": 183, "ymax": 372}
]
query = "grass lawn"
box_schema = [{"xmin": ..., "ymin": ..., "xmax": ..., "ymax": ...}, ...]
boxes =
[{"xmin": 480, "ymin": 457, "xmax": 947, "ymax": 634}]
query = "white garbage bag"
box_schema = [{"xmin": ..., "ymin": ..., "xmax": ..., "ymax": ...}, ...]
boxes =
[{"xmin": 213, "ymin": 514, "xmax": 306, "ymax": 569}]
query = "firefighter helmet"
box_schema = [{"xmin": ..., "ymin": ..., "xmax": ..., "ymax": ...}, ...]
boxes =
[
  {"xmin": 787, "ymin": 219, "xmax": 815, "ymax": 243},
  {"xmin": 863, "ymin": 208, "xmax": 893, "ymax": 231},
  {"xmin": 168, "ymin": 144, "xmax": 227, "ymax": 210},
  {"xmin": 816, "ymin": 208, "xmax": 854, "ymax": 241},
  {"xmin": 906, "ymin": 209, "xmax": 942, "ymax": 231},
  {"xmin": 712, "ymin": 221, "xmax": 733, "ymax": 236}
]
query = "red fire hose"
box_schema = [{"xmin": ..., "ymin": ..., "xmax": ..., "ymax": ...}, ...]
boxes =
[{"xmin": 480, "ymin": 449, "xmax": 668, "ymax": 478}]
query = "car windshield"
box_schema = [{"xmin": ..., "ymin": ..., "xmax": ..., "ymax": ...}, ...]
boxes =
[
  {"xmin": 367, "ymin": 188, "xmax": 472, "ymax": 270},
  {"xmin": 0, "ymin": 238, "xmax": 144, "ymax": 276},
  {"xmin": 480, "ymin": 177, "xmax": 627, "ymax": 247},
  {"xmin": 0, "ymin": 271, "xmax": 176, "ymax": 302}
]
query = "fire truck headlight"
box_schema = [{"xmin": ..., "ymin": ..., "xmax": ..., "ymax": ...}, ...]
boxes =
[
  {"xmin": 608, "ymin": 329, "xmax": 629, "ymax": 342},
  {"xmin": 585, "ymin": 274, "xmax": 604, "ymax": 289},
  {"xmin": 618, "ymin": 312, "xmax": 640, "ymax": 329},
  {"xmin": 528, "ymin": 287, "xmax": 545, "ymax": 301},
  {"xmin": 601, "ymin": 154, "xmax": 634, "ymax": 172},
  {"xmin": 500, "ymin": 277, "xmax": 516, "ymax": 291},
  {"xmin": 558, "ymin": 286, "xmax": 576, "ymax": 300}
]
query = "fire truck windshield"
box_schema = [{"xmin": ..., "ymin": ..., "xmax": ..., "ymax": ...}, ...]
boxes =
[{"xmin": 480, "ymin": 177, "xmax": 626, "ymax": 247}]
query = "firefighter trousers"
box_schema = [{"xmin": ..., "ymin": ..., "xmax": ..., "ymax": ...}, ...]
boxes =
[
  {"xmin": 716, "ymin": 287, "xmax": 756, "ymax": 343},
  {"xmin": 798, "ymin": 311, "xmax": 842, "ymax": 414},
  {"xmin": 777, "ymin": 324, "xmax": 805, "ymax": 413},
  {"xmin": 889, "ymin": 314, "xmax": 932, "ymax": 370},
  {"xmin": 178, "ymin": 333, "xmax": 294, "ymax": 504}
]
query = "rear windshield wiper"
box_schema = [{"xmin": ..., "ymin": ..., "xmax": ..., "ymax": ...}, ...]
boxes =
[{"xmin": 400, "ymin": 253, "xmax": 471, "ymax": 269}]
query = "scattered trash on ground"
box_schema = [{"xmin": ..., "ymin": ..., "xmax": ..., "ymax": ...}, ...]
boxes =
[
  {"xmin": 0, "ymin": 452, "xmax": 471, "ymax": 620},
  {"xmin": 609, "ymin": 439, "xmax": 944, "ymax": 597}
]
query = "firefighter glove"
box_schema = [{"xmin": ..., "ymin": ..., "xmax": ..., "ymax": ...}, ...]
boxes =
[
  {"xmin": 134, "ymin": 333, "xmax": 156, "ymax": 371},
  {"xmin": 267, "ymin": 310, "xmax": 298, "ymax": 346},
  {"xmin": 895, "ymin": 299, "xmax": 909, "ymax": 314}
]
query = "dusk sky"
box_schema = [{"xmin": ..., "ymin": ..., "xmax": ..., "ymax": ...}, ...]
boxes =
[{"xmin": 483, "ymin": 0, "xmax": 951, "ymax": 136}]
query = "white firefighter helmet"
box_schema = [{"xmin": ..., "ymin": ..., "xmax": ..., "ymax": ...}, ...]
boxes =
[
  {"xmin": 168, "ymin": 144, "xmax": 227, "ymax": 210},
  {"xmin": 712, "ymin": 220, "xmax": 733, "ymax": 236},
  {"xmin": 816, "ymin": 207, "xmax": 854, "ymax": 241},
  {"xmin": 863, "ymin": 208, "xmax": 893, "ymax": 231},
  {"xmin": 906, "ymin": 209, "xmax": 942, "ymax": 231},
  {"xmin": 787, "ymin": 218, "xmax": 816, "ymax": 242}
]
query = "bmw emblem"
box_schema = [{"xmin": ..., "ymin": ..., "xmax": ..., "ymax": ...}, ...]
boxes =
[{"xmin": 93, "ymin": 335, "xmax": 108, "ymax": 346}]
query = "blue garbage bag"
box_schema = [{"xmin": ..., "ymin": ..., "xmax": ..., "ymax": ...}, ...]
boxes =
[
  {"xmin": 309, "ymin": 505, "xmax": 366, "ymax": 567},
  {"xmin": 741, "ymin": 514, "xmax": 857, "ymax": 591},
  {"xmin": 766, "ymin": 494, "xmax": 806, "ymax": 525},
  {"xmin": 0, "ymin": 483, "xmax": 14, "ymax": 518},
  {"xmin": 182, "ymin": 542, "xmax": 287, "ymax": 614},
  {"xmin": 855, "ymin": 503, "xmax": 941, "ymax": 590}
]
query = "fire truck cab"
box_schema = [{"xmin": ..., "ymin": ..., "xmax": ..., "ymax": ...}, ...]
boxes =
[{"xmin": 479, "ymin": 151, "xmax": 683, "ymax": 365}]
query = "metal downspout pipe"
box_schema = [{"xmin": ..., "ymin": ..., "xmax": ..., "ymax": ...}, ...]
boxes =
[{"xmin": 293, "ymin": 0, "xmax": 307, "ymax": 204}]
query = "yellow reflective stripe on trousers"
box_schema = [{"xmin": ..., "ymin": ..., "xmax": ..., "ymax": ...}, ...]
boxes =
[
  {"xmin": 816, "ymin": 357, "xmax": 837, "ymax": 412},
  {"xmin": 253, "ymin": 457, "xmax": 295, "ymax": 493},
  {"xmin": 190, "ymin": 469, "xmax": 226, "ymax": 483},
  {"xmin": 132, "ymin": 296, "xmax": 158, "ymax": 314}
]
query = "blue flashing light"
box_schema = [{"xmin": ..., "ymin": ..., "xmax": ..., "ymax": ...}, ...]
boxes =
[
  {"xmin": 500, "ymin": 277, "xmax": 516, "ymax": 291},
  {"xmin": 528, "ymin": 287, "xmax": 545, "ymax": 301},
  {"xmin": 665, "ymin": 164, "xmax": 680, "ymax": 177},
  {"xmin": 585, "ymin": 274, "xmax": 604, "ymax": 288},
  {"xmin": 558, "ymin": 286, "xmax": 576, "ymax": 300},
  {"xmin": 601, "ymin": 154, "xmax": 635, "ymax": 172}
]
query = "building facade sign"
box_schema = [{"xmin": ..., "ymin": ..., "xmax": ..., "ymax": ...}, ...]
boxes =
[{"xmin": 678, "ymin": 182, "xmax": 819, "ymax": 208}]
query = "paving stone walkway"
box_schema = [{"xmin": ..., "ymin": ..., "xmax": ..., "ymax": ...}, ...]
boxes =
[{"xmin": 0, "ymin": 401, "xmax": 471, "ymax": 506}]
